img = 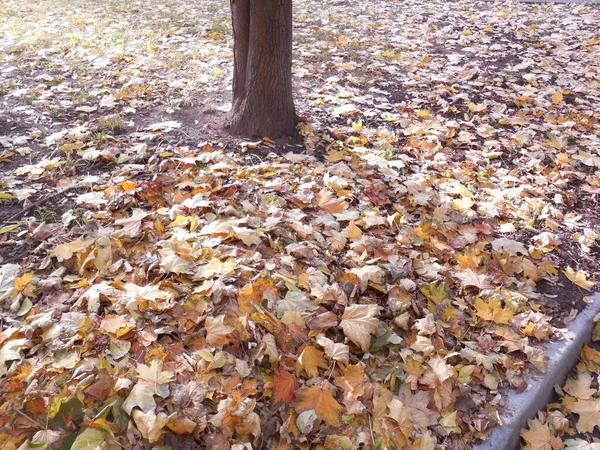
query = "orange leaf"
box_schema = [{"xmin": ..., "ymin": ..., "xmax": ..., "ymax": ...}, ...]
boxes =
[
  {"xmin": 296, "ymin": 346, "xmax": 328, "ymax": 378},
  {"xmin": 273, "ymin": 370, "xmax": 300, "ymax": 404},
  {"xmin": 334, "ymin": 364, "xmax": 366, "ymax": 398},
  {"xmin": 238, "ymin": 275, "xmax": 277, "ymax": 316},
  {"xmin": 295, "ymin": 386, "xmax": 342, "ymax": 425},
  {"xmin": 316, "ymin": 189, "xmax": 348, "ymax": 213}
]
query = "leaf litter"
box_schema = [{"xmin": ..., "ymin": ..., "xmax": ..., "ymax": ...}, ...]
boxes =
[{"xmin": 0, "ymin": 0, "xmax": 599, "ymax": 449}]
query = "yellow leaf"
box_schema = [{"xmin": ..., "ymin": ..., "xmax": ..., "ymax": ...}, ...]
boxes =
[
  {"xmin": 564, "ymin": 266, "xmax": 595, "ymax": 291},
  {"xmin": 166, "ymin": 417, "xmax": 197, "ymax": 435},
  {"xmin": 14, "ymin": 272, "xmax": 34, "ymax": 292},
  {"xmin": 295, "ymin": 386, "xmax": 342, "ymax": 426},
  {"xmin": 0, "ymin": 224, "xmax": 19, "ymax": 234},
  {"xmin": 137, "ymin": 359, "xmax": 174, "ymax": 385},
  {"xmin": 474, "ymin": 297, "xmax": 514, "ymax": 324},
  {"xmin": 416, "ymin": 109, "xmax": 431, "ymax": 119},
  {"xmin": 551, "ymin": 92, "xmax": 564, "ymax": 104},
  {"xmin": 296, "ymin": 346, "xmax": 327, "ymax": 378},
  {"xmin": 344, "ymin": 221, "xmax": 362, "ymax": 241},
  {"xmin": 451, "ymin": 197, "xmax": 474, "ymax": 212}
]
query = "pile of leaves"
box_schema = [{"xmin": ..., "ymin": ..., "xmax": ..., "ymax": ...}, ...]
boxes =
[
  {"xmin": 0, "ymin": 0, "xmax": 599, "ymax": 449},
  {"xmin": 520, "ymin": 321, "xmax": 600, "ymax": 450}
]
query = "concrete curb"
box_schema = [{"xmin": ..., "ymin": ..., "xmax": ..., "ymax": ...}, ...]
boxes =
[{"xmin": 472, "ymin": 293, "xmax": 600, "ymax": 450}]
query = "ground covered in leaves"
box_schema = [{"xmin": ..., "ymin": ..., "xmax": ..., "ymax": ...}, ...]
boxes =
[
  {"xmin": 520, "ymin": 332, "xmax": 600, "ymax": 450},
  {"xmin": 1, "ymin": 0, "xmax": 599, "ymax": 449}
]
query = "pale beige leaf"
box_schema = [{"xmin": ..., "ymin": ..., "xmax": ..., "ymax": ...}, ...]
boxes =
[
  {"xmin": 133, "ymin": 409, "xmax": 170, "ymax": 443},
  {"xmin": 339, "ymin": 304, "xmax": 379, "ymax": 352},
  {"xmin": 205, "ymin": 315, "xmax": 234, "ymax": 347},
  {"xmin": 456, "ymin": 269, "xmax": 492, "ymax": 289}
]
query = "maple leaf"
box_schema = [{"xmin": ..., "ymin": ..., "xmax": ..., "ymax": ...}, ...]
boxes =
[
  {"xmin": 70, "ymin": 429, "xmax": 108, "ymax": 450},
  {"xmin": 316, "ymin": 189, "xmax": 348, "ymax": 213},
  {"xmin": 524, "ymin": 345, "xmax": 549, "ymax": 374},
  {"xmin": 456, "ymin": 269, "xmax": 492, "ymax": 289},
  {"xmin": 474, "ymin": 297, "xmax": 514, "ymax": 324},
  {"xmin": 49, "ymin": 239, "xmax": 94, "ymax": 261},
  {"xmin": 563, "ymin": 372, "xmax": 596, "ymax": 400},
  {"xmin": 122, "ymin": 382, "xmax": 157, "ymax": 415},
  {"xmin": 339, "ymin": 304, "xmax": 379, "ymax": 352},
  {"xmin": 295, "ymin": 386, "xmax": 342, "ymax": 426},
  {"xmin": 397, "ymin": 385, "xmax": 440, "ymax": 432},
  {"xmin": 273, "ymin": 370, "xmax": 300, "ymax": 404},
  {"xmin": 133, "ymin": 409, "xmax": 170, "ymax": 443},
  {"xmin": 99, "ymin": 315, "xmax": 133, "ymax": 336},
  {"xmin": 232, "ymin": 226, "xmax": 262, "ymax": 246},
  {"xmin": 421, "ymin": 356, "xmax": 455, "ymax": 388},
  {"xmin": 563, "ymin": 266, "xmax": 595, "ymax": 291},
  {"xmin": 581, "ymin": 345, "xmax": 600, "ymax": 372},
  {"xmin": 0, "ymin": 338, "xmax": 31, "ymax": 377},
  {"xmin": 160, "ymin": 253, "xmax": 194, "ymax": 275},
  {"xmin": 420, "ymin": 283, "xmax": 449, "ymax": 304},
  {"xmin": 350, "ymin": 265, "xmax": 385, "ymax": 291},
  {"xmin": 334, "ymin": 364, "xmax": 366, "ymax": 398},
  {"xmin": 205, "ymin": 315, "xmax": 234, "ymax": 347},
  {"xmin": 137, "ymin": 359, "xmax": 174, "ymax": 386},
  {"xmin": 237, "ymin": 275, "xmax": 277, "ymax": 316},
  {"xmin": 491, "ymin": 237, "xmax": 528, "ymax": 256},
  {"xmin": 297, "ymin": 345, "xmax": 328, "ymax": 378},
  {"xmin": 568, "ymin": 398, "xmax": 600, "ymax": 434},
  {"xmin": 317, "ymin": 334, "xmax": 349, "ymax": 364},
  {"xmin": 387, "ymin": 398, "xmax": 414, "ymax": 438},
  {"xmin": 564, "ymin": 439, "xmax": 600, "ymax": 450},
  {"xmin": 520, "ymin": 419, "xmax": 563, "ymax": 450}
]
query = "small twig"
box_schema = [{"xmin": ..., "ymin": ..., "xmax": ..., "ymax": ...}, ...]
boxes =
[
  {"xmin": 15, "ymin": 409, "xmax": 45, "ymax": 429},
  {"xmin": 2, "ymin": 185, "xmax": 81, "ymax": 226}
]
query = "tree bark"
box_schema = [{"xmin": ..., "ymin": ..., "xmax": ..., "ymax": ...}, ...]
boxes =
[{"xmin": 229, "ymin": 0, "xmax": 296, "ymax": 138}]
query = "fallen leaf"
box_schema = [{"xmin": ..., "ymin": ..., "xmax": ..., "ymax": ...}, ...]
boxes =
[
  {"xmin": 339, "ymin": 304, "xmax": 379, "ymax": 352},
  {"xmin": 564, "ymin": 266, "xmax": 595, "ymax": 291},
  {"xmin": 295, "ymin": 386, "xmax": 342, "ymax": 425},
  {"xmin": 297, "ymin": 346, "xmax": 328, "ymax": 378},
  {"xmin": 70, "ymin": 428, "xmax": 107, "ymax": 450},
  {"xmin": 474, "ymin": 297, "xmax": 514, "ymax": 324},
  {"xmin": 273, "ymin": 370, "xmax": 300, "ymax": 404},
  {"xmin": 133, "ymin": 408, "xmax": 170, "ymax": 443}
]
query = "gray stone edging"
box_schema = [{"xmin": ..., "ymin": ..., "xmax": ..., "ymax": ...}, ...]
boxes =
[{"xmin": 472, "ymin": 292, "xmax": 600, "ymax": 450}]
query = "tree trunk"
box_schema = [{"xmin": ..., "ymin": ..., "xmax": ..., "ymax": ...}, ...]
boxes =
[{"xmin": 229, "ymin": 0, "xmax": 296, "ymax": 138}]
